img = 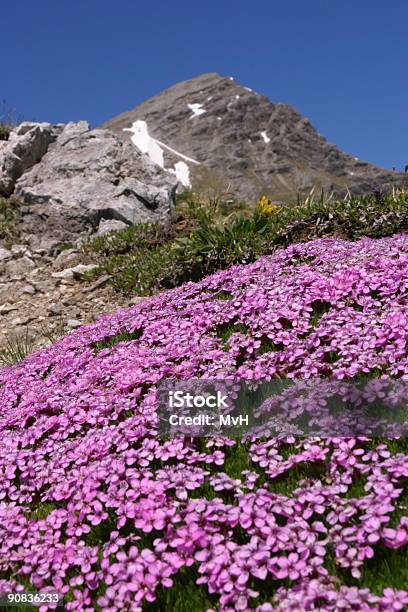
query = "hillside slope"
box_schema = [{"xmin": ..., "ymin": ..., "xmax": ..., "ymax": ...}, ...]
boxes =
[{"xmin": 1, "ymin": 234, "xmax": 407, "ymax": 610}]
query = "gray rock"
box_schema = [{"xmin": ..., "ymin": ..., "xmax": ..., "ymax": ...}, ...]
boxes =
[
  {"xmin": 0, "ymin": 302, "xmax": 19, "ymax": 315},
  {"xmin": 82, "ymin": 274, "xmax": 110, "ymax": 292},
  {"xmin": 0, "ymin": 284, "xmax": 13, "ymax": 303},
  {"xmin": 4, "ymin": 255, "xmax": 35, "ymax": 276},
  {"xmin": 70, "ymin": 263, "xmax": 98, "ymax": 279},
  {"xmin": 0, "ymin": 248, "xmax": 12, "ymax": 262},
  {"xmin": 0, "ymin": 122, "xmax": 62, "ymax": 196},
  {"xmin": 67, "ymin": 319, "xmax": 82, "ymax": 329},
  {"xmin": 83, "ymin": 274, "xmax": 111, "ymax": 293},
  {"xmin": 128, "ymin": 296, "xmax": 144, "ymax": 305},
  {"xmin": 47, "ymin": 304, "xmax": 63, "ymax": 316},
  {"xmin": 101, "ymin": 72, "xmax": 406, "ymax": 201},
  {"xmin": 31, "ymin": 280, "xmax": 54, "ymax": 293},
  {"xmin": 52, "ymin": 263, "xmax": 98, "ymax": 281},
  {"xmin": 58, "ymin": 282, "xmax": 74, "ymax": 291},
  {"xmin": 10, "ymin": 316, "xmax": 35, "ymax": 326},
  {"xmin": 54, "ymin": 249, "xmax": 79, "ymax": 267},
  {"xmin": 97, "ymin": 218, "xmax": 129, "ymax": 235},
  {"xmin": 61, "ymin": 297, "xmax": 75, "ymax": 306},
  {"xmin": 10, "ymin": 244, "xmax": 33, "ymax": 259},
  {"xmin": 14, "ymin": 122, "xmax": 177, "ymax": 245},
  {"xmin": 21, "ymin": 284, "xmax": 36, "ymax": 295},
  {"xmin": 52, "ymin": 268, "xmax": 75, "ymax": 281}
]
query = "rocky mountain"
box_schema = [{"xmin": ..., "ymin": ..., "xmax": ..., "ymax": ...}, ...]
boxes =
[
  {"xmin": 0, "ymin": 121, "xmax": 176, "ymax": 251},
  {"xmin": 102, "ymin": 72, "xmax": 404, "ymax": 202},
  {"xmin": 0, "ymin": 73, "xmax": 405, "ymax": 253}
]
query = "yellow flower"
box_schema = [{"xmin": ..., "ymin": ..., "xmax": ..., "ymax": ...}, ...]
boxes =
[{"xmin": 257, "ymin": 195, "xmax": 279, "ymax": 216}]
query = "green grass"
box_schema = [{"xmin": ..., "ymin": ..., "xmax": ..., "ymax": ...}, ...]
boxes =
[
  {"xmin": 81, "ymin": 188, "xmax": 408, "ymax": 296},
  {"xmin": 144, "ymin": 567, "xmax": 217, "ymax": 612},
  {"xmin": 0, "ymin": 196, "xmax": 21, "ymax": 244},
  {"xmin": 223, "ymin": 440, "xmax": 255, "ymax": 479},
  {"xmin": 93, "ymin": 329, "xmax": 144, "ymax": 352},
  {"xmin": 143, "ymin": 566, "xmax": 217, "ymax": 612},
  {"xmin": 0, "ymin": 328, "xmax": 35, "ymax": 366},
  {"xmin": 213, "ymin": 290, "xmax": 234, "ymax": 301},
  {"xmin": 0, "ymin": 123, "xmax": 11, "ymax": 141},
  {"xmin": 352, "ymin": 545, "xmax": 408, "ymax": 594},
  {"xmin": 215, "ymin": 321, "xmax": 249, "ymax": 344},
  {"xmin": 258, "ymin": 335, "xmax": 285, "ymax": 354}
]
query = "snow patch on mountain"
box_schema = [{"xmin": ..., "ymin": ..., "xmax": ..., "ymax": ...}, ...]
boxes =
[
  {"xmin": 188, "ymin": 103, "xmax": 206, "ymax": 118},
  {"xmin": 169, "ymin": 161, "xmax": 191, "ymax": 186},
  {"xmin": 155, "ymin": 139, "xmax": 200, "ymax": 165},
  {"xmin": 124, "ymin": 120, "xmax": 198, "ymax": 187},
  {"xmin": 124, "ymin": 120, "xmax": 164, "ymax": 166}
]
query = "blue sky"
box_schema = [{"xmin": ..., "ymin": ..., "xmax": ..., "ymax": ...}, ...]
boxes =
[{"xmin": 2, "ymin": 0, "xmax": 407, "ymax": 170}]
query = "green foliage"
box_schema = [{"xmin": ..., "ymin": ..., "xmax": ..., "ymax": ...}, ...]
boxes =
[
  {"xmin": 0, "ymin": 197, "xmax": 21, "ymax": 243},
  {"xmin": 0, "ymin": 100, "xmax": 17, "ymax": 141},
  {"xmin": 82, "ymin": 189, "xmax": 408, "ymax": 296},
  {"xmin": 0, "ymin": 123, "xmax": 11, "ymax": 141},
  {"xmin": 144, "ymin": 567, "xmax": 217, "ymax": 612},
  {"xmin": 93, "ymin": 329, "xmax": 144, "ymax": 352},
  {"xmin": 55, "ymin": 242, "xmax": 74, "ymax": 254},
  {"xmin": 39, "ymin": 318, "xmax": 67, "ymax": 345},
  {"xmin": 168, "ymin": 212, "xmax": 269, "ymax": 282},
  {"xmin": 280, "ymin": 188, "xmax": 408, "ymax": 242},
  {"xmin": 0, "ymin": 328, "xmax": 35, "ymax": 367},
  {"xmin": 83, "ymin": 221, "xmax": 177, "ymax": 257}
]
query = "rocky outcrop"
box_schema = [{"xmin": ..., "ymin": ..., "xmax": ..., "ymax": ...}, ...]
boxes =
[
  {"xmin": 1, "ymin": 75, "xmax": 405, "ymax": 254},
  {"xmin": 101, "ymin": 72, "xmax": 406, "ymax": 202},
  {"xmin": 1, "ymin": 121, "xmax": 177, "ymax": 250},
  {"xmin": 0, "ymin": 122, "xmax": 62, "ymax": 196}
]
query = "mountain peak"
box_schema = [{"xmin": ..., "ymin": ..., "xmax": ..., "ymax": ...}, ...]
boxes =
[{"xmin": 101, "ymin": 74, "xmax": 404, "ymax": 201}]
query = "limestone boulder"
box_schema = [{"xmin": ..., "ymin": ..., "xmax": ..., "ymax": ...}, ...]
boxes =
[
  {"xmin": 0, "ymin": 122, "xmax": 62, "ymax": 196},
  {"xmin": 13, "ymin": 122, "xmax": 177, "ymax": 246}
]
